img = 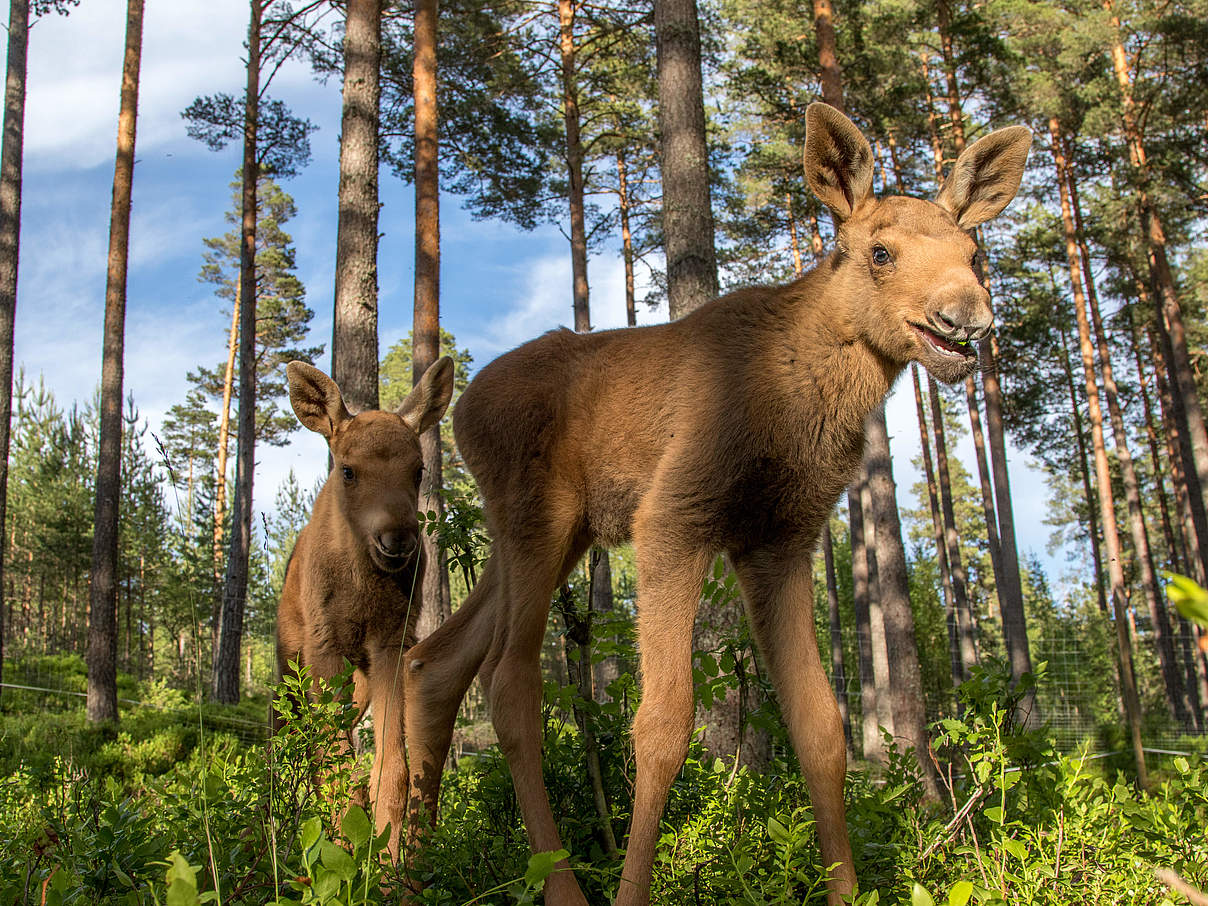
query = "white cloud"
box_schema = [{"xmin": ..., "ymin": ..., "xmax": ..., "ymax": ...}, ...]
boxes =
[{"xmin": 460, "ymin": 248, "xmax": 667, "ymax": 359}]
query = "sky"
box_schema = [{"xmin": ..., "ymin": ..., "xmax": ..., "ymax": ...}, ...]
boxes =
[{"xmin": 18, "ymin": 0, "xmax": 1078, "ymax": 591}]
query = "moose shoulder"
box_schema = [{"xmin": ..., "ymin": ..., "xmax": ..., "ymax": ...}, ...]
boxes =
[{"xmin": 401, "ymin": 104, "xmax": 1031, "ymax": 906}]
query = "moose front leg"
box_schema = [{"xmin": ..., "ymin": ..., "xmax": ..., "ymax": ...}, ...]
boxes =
[{"xmin": 731, "ymin": 542, "xmax": 856, "ymax": 905}]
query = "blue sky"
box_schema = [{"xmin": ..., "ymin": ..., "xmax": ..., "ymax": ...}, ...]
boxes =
[{"xmin": 21, "ymin": 0, "xmax": 1078, "ymax": 590}]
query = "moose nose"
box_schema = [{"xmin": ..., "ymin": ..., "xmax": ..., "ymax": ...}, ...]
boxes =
[
  {"xmin": 932, "ymin": 293, "xmax": 994, "ymax": 343},
  {"xmin": 376, "ymin": 529, "xmax": 412, "ymax": 557}
]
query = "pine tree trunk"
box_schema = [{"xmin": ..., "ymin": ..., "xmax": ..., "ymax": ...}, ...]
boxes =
[
  {"xmin": 556, "ymin": 588, "xmax": 619, "ymax": 857},
  {"xmin": 558, "ymin": 0, "xmax": 589, "ymax": 334},
  {"xmin": 1064, "ymin": 137, "xmax": 1187, "ymax": 725},
  {"xmin": 1151, "ymin": 320, "xmax": 1208, "ymax": 584},
  {"xmin": 590, "ymin": 548, "xmax": 619, "ymax": 701},
  {"xmin": 654, "ymin": 0, "xmax": 718, "ymax": 319},
  {"xmin": 332, "ymin": 0, "xmax": 380, "ymax": 414},
  {"xmin": 926, "ymin": 373, "xmax": 978, "ymax": 679},
  {"xmin": 911, "ymin": 367, "xmax": 962, "ymax": 687},
  {"xmin": 617, "ymin": 150, "xmax": 636, "ymax": 328},
  {"xmin": 213, "ymin": 285, "xmax": 239, "ymax": 649},
  {"xmin": 865, "ymin": 405, "xmax": 941, "ymax": 798},
  {"xmin": 1056, "ymin": 322, "xmax": 1108, "ymax": 614},
  {"xmin": 821, "ymin": 521, "xmax": 852, "ymax": 754},
  {"xmin": 812, "ymin": 0, "xmax": 842, "ymax": 112},
  {"xmin": 848, "ymin": 477, "xmax": 883, "ymax": 763},
  {"xmin": 1105, "ymin": 0, "xmax": 1208, "ymax": 551},
  {"xmin": 1050, "ymin": 116, "xmax": 1147, "ymax": 785},
  {"xmin": 88, "ymin": 0, "xmax": 143, "ymax": 723},
  {"xmin": 212, "ymin": 0, "xmax": 260, "ymax": 704},
  {"xmin": 412, "ymin": 0, "xmax": 448, "ymax": 640},
  {"xmin": 859, "ymin": 475, "xmax": 896, "ymax": 744},
  {"xmin": 0, "ymin": 0, "xmax": 30, "ymax": 707},
  {"xmin": 1128, "ymin": 306, "xmax": 1186, "ymax": 575}
]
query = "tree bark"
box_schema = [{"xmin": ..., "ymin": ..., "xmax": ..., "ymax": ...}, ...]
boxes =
[
  {"xmin": 822, "ymin": 521, "xmax": 852, "ymax": 754},
  {"xmin": 559, "ymin": 0, "xmax": 589, "ymax": 334},
  {"xmin": 1063, "ymin": 136, "xmax": 1187, "ymax": 725},
  {"xmin": 1151, "ymin": 318, "xmax": 1208, "ymax": 584},
  {"xmin": 866, "ymin": 404, "xmax": 941, "ymax": 798},
  {"xmin": 654, "ymin": 0, "xmax": 718, "ymax": 319},
  {"xmin": 912, "ymin": 366, "xmax": 962, "ymax": 687},
  {"xmin": 88, "ymin": 0, "xmax": 143, "ymax": 723},
  {"xmin": 812, "ymin": 0, "xmax": 842, "ymax": 112},
  {"xmin": 926, "ymin": 372, "xmax": 978, "ymax": 680},
  {"xmin": 618, "ymin": 151, "xmax": 636, "ymax": 328},
  {"xmin": 556, "ymin": 589, "xmax": 619, "ymax": 858},
  {"xmin": 212, "ymin": 285, "xmax": 239, "ymax": 649},
  {"xmin": 412, "ymin": 0, "xmax": 449, "ymax": 640},
  {"xmin": 213, "ymin": 0, "xmax": 261, "ymax": 704},
  {"xmin": 1129, "ymin": 317, "xmax": 1184, "ymax": 576},
  {"xmin": 1050, "ymin": 116, "xmax": 1147, "ymax": 785},
  {"xmin": 1055, "ymin": 320, "xmax": 1108, "ymax": 615},
  {"xmin": 848, "ymin": 477, "xmax": 883, "ymax": 763},
  {"xmin": 0, "ymin": 0, "xmax": 31, "ymax": 706},
  {"xmin": 332, "ymin": 0, "xmax": 381, "ymax": 414}
]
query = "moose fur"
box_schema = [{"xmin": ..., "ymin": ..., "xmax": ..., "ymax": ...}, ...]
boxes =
[
  {"xmin": 275, "ymin": 356, "xmax": 453, "ymax": 860},
  {"xmin": 401, "ymin": 104, "xmax": 1031, "ymax": 905}
]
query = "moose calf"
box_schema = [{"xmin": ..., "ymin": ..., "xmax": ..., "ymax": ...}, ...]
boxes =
[
  {"xmin": 401, "ymin": 103, "xmax": 1031, "ymax": 905},
  {"xmin": 276, "ymin": 357, "xmax": 453, "ymax": 860}
]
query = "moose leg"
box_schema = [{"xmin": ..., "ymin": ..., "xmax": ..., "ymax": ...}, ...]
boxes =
[
  {"xmin": 403, "ymin": 554, "xmax": 500, "ymax": 841},
  {"xmin": 367, "ymin": 634, "xmax": 409, "ymax": 861},
  {"xmin": 615, "ymin": 542, "xmax": 711, "ymax": 906},
  {"xmin": 489, "ymin": 535, "xmax": 590, "ymax": 906},
  {"xmin": 731, "ymin": 543, "xmax": 856, "ymax": 905}
]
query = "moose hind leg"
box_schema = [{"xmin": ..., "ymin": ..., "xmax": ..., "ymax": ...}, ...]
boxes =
[
  {"xmin": 403, "ymin": 553, "xmax": 500, "ymax": 840},
  {"xmin": 731, "ymin": 543, "xmax": 855, "ymax": 905}
]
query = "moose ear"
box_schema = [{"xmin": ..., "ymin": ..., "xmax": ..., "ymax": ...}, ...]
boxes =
[
  {"xmin": 935, "ymin": 126, "xmax": 1032, "ymax": 228},
  {"xmin": 287, "ymin": 361, "xmax": 351, "ymax": 440},
  {"xmin": 803, "ymin": 102, "xmax": 875, "ymax": 222},
  {"xmin": 398, "ymin": 356, "xmax": 455, "ymax": 436}
]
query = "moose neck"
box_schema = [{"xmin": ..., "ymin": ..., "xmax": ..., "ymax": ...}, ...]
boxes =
[{"xmin": 776, "ymin": 251, "xmax": 905, "ymax": 462}]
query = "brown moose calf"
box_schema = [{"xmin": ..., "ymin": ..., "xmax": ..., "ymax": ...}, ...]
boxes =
[{"xmin": 276, "ymin": 356, "xmax": 453, "ymax": 859}]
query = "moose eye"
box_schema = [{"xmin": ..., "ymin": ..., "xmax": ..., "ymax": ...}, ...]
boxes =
[
  {"xmin": 341, "ymin": 465, "xmax": 355, "ymax": 483},
  {"xmin": 871, "ymin": 245, "xmax": 892, "ymax": 266}
]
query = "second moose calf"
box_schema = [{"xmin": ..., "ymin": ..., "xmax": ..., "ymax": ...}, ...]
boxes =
[{"xmin": 275, "ymin": 356, "xmax": 454, "ymax": 860}]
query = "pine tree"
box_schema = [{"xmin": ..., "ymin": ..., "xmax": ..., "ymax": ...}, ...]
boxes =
[{"xmin": 87, "ymin": 0, "xmax": 144, "ymax": 724}]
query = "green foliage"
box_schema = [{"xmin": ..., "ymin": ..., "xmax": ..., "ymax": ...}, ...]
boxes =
[{"xmin": 4, "ymin": 654, "xmax": 1208, "ymax": 904}]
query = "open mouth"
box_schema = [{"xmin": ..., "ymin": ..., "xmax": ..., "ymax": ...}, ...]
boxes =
[
  {"xmin": 373, "ymin": 542, "xmax": 417, "ymax": 572},
  {"xmin": 911, "ymin": 323, "xmax": 975, "ymax": 360}
]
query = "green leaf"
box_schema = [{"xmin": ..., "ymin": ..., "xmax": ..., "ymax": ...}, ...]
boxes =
[
  {"xmin": 912, "ymin": 883, "xmax": 937, "ymax": 906},
  {"xmin": 947, "ymin": 880, "xmax": 974, "ymax": 906},
  {"xmin": 768, "ymin": 816, "xmax": 790, "ymax": 845},
  {"xmin": 321, "ymin": 839, "xmax": 356, "ymax": 881},
  {"xmin": 1002, "ymin": 837, "xmax": 1027, "ymax": 861},
  {"xmin": 164, "ymin": 852, "xmax": 201, "ymax": 906},
  {"xmin": 300, "ymin": 816, "xmax": 322, "ymax": 853},
  {"xmin": 341, "ymin": 804, "xmax": 372, "ymax": 848},
  {"xmin": 524, "ymin": 849, "xmax": 569, "ymax": 888},
  {"xmin": 983, "ymin": 806, "xmax": 1004, "ymax": 824},
  {"xmin": 1165, "ymin": 573, "xmax": 1208, "ymax": 628},
  {"xmin": 1174, "ymin": 756, "xmax": 1190, "ymax": 774}
]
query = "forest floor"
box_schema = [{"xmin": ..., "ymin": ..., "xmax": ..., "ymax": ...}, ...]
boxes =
[{"xmin": 1, "ymin": 657, "xmax": 1206, "ymax": 905}]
